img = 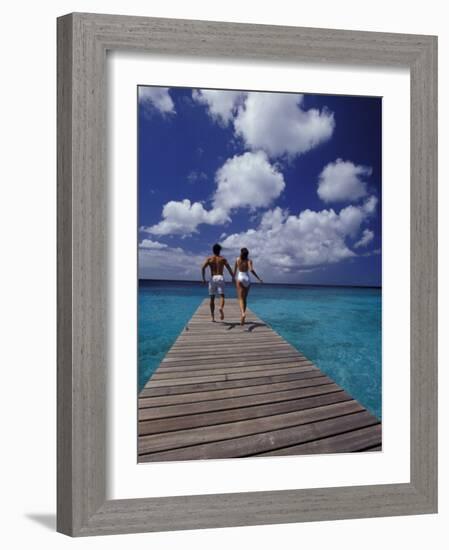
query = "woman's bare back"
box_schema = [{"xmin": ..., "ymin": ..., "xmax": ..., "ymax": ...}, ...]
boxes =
[{"xmin": 236, "ymin": 258, "xmax": 251, "ymax": 273}]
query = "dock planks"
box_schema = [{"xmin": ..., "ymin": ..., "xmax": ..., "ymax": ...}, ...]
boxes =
[{"xmin": 138, "ymin": 299, "xmax": 381, "ymax": 462}]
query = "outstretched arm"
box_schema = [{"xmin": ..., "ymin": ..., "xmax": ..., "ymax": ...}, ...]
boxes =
[
  {"xmin": 249, "ymin": 260, "xmax": 263, "ymax": 282},
  {"xmin": 201, "ymin": 258, "xmax": 209, "ymax": 283},
  {"xmin": 225, "ymin": 259, "xmax": 235, "ymax": 281}
]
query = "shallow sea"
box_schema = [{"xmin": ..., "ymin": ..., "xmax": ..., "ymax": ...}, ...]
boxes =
[{"xmin": 138, "ymin": 280, "xmax": 381, "ymax": 419}]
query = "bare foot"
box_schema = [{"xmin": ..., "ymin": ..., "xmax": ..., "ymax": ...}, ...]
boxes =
[
  {"xmin": 211, "ymin": 315, "xmax": 215, "ymax": 322},
  {"xmin": 240, "ymin": 313, "xmax": 246, "ymax": 325},
  {"xmin": 219, "ymin": 308, "xmax": 224, "ymax": 321}
]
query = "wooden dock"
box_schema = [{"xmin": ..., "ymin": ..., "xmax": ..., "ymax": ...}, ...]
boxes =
[{"xmin": 138, "ymin": 299, "xmax": 381, "ymax": 462}]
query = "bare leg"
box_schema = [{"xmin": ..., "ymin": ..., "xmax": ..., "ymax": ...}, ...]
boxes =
[
  {"xmin": 219, "ymin": 294, "xmax": 225, "ymax": 320},
  {"xmin": 237, "ymin": 282, "xmax": 245, "ymax": 324},
  {"xmin": 210, "ymin": 295, "xmax": 215, "ymax": 322},
  {"xmin": 241, "ymin": 285, "xmax": 249, "ymax": 324},
  {"xmin": 243, "ymin": 285, "xmax": 250, "ymax": 313}
]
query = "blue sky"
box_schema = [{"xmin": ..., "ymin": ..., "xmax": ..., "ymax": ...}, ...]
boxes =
[{"xmin": 138, "ymin": 86, "xmax": 381, "ymax": 286}]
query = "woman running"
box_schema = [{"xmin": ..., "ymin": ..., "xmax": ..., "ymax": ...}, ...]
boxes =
[{"xmin": 233, "ymin": 248, "xmax": 263, "ymax": 325}]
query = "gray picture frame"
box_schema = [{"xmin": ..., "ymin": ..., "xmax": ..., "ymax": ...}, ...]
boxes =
[{"xmin": 57, "ymin": 12, "xmax": 438, "ymax": 536}]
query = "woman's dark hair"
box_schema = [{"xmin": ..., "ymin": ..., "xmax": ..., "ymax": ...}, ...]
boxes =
[
  {"xmin": 212, "ymin": 243, "xmax": 222, "ymax": 255},
  {"xmin": 240, "ymin": 247, "xmax": 249, "ymax": 261}
]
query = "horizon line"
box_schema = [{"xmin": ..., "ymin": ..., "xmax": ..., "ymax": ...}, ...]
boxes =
[{"xmin": 138, "ymin": 277, "xmax": 382, "ymax": 289}]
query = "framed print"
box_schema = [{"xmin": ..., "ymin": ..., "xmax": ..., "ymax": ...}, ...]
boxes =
[
  {"xmin": 111, "ymin": 54, "xmax": 409, "ymax": 500},
  {"xmin": 135, "ymin": 85, "xmax": 383, "ymax": 465},
  {"xmin": 57, "ymin": 12, "xmax": 437, "ymax": 536}
]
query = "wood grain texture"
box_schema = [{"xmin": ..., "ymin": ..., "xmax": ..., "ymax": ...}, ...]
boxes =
[
  {"xmin": 137, "ymin": 300, "xmax": 381, "ymax": 461},
  {"xmin": 139, "ymin": 391, "xmax": 353, "ymax": 436},
  {"xmin": 57, "ymin": 14, "xmax": 73, "ymax": 536},
  {"xmin": 57, "ymin": 12, "xmax": 438, "ymax": 536},
  {"xmin": 409, "ymin": 34, "xmax": 438, "ymax": 509}
]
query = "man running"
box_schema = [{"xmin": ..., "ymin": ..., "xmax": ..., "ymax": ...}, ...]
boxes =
[{"xmin": 201, "ymin": 243, "xmax": 235, "ymax": 321}]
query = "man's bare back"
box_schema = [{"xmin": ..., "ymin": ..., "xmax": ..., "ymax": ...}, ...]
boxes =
[
  {"xmin": 204, "ymin": 255, "xmax": 228, "ymax": 276},
  {"xmin": 201, "ymin": 245, "xmax": 235, "ymax": 321}
]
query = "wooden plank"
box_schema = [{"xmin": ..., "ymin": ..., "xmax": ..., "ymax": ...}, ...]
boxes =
[
  {"xmin": 171, "ymin": 333, "xmax": 289, "ymax": 342},
  {"xmin": 145, "ymin": 365, "xmax": 318, "ymax": 388},
  {"xmin": 138, "ymin": 401, "xmax": 364, "ymax": 455},
  {"xmin": 169, "ymin": 333, "xmax": 290, "ymax": 340},
  {"xmin": 160, "ymin": 351, "xmax": 304, "ymax": 364},
  {"xmin": 159, "ymin": 354, "xmax": 304, "ymax": 367},
  {"xmin": 150, "ymin": 362, "xmax": 315, "ymax": 380},
  {"xmin": 164, "ymin": 344, "xmax": 300, "ymax": 353},
  {"xmin": 139, "ymin": 390, "xmax": 352, "ymax": 435},
  {"xmin": 155, "ymin": 357, "xmax": 314, "ymax": 372},
  {"xmin": 166, "ymin": 340, "xmax": 299, "ymax": 350},
  {"xmin": 171, "ymin": 339, "xmax": 286, "ymax": 348},
  {"xmin": 177, "ymin": 329, "xmax": 275, "ymax": 336},
  {"xmin": 259, "ymin": 423, "xmax": 382, "ymax": 456},
  {"xmin": 139, "ymin": 410, "xmax": 379, "ymax": 461},
  {"xmin": 140, "ymin": 369, "xmax": 323, "ymax": 399},
  {"xmin": 168, "ymin": 342, "xmax": 297, "ymax": 353},
  {"xmin": 139, "ymin": 382, "xmax": 341, "ymax": 420},
  {"xmin": 139, "ymin": 375, "xmax": 333, "ymax": 410}
]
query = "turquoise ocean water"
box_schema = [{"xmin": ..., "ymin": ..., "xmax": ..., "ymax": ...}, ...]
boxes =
[{"xmin": 138, "ymin": 280, "xmax": 382, "ymax": 419}]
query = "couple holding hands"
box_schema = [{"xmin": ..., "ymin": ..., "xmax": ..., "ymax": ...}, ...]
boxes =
[{"xmin": 201, "ymin": 243, "xmax": 263, "ymax": 325}]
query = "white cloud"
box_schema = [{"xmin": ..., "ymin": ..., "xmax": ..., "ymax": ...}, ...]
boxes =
[
  {"xmin": 213, "ymin": 151, "xmax": 285, "ymax": 212},
  {"xmin": 138, "ymin": 239, "xmax": 168, "ymax": 250},
  {"xmin": 138, "ymin": 87, "xmax": 175, "ymax": 115},
  {"xmin": 259, "ymin": 207, "xmax": 288, "ymax": 230},
  {"xmin": 233, "ymin": 92, "xmax": 335, "ymax": 158},
  {"xmin": 143, "ymin": 199, "xmax": 230, "ymax": 236},
  {"xmin": 147, "ymin": 152, "xmax": 284, "ymax": 236},
  {"xmin": 139, "ymin": 244, "xmax": 206, "ymax": 280},
  {"xmin": 317, "ymin": 159, "xmax": 372, "ymax": 203},
  {"xmin": 354, "ymin": 228, "xmax": 375, "ymax": 248},
  {"xmin": 192, "ymin": 90, "xmax": 335, "ymax": 158},
  {"xmin": 221, "ymin": 197, "xmax": 378, "ymax": 278},
  {"xmin": 363, "ymin": 195, "xmax": 378, "ymax": 214},
  {"xmin": 192, "ymin": 89, "xmax": 244, "ymax": 125}
]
